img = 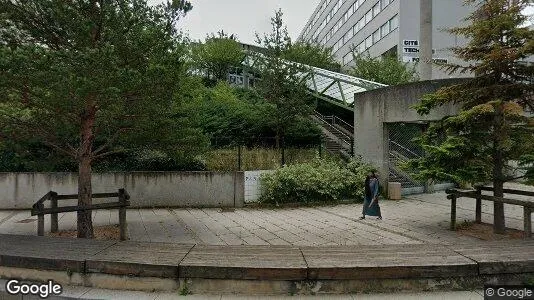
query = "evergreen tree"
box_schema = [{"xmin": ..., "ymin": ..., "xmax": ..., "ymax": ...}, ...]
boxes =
[
  {"xmin": 0, "ymin": 0, "xmax": 192, "ymax": 238},
  {"xmin": 254, "ymin": 9, "xmax": 313, "ymax": 148},
  {"xmin": 409, "ymin": 0, "xmax": 534, "ymax": 233}
]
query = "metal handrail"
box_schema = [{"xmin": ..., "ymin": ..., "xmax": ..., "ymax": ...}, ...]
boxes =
[
  {"xmin": 389, "ymin": 140, "xmax": 421, "ymax": 158},
  {"xmin": 313, "ymin": 112, "xmax": 352, "ymax": 146},
  {"xmin": 313, "ymin": 111, "xmax": 353, "ymax": 133},
  {"xmin": 332, "ymin": 116, "xmax": 354, "ymax": 132}
]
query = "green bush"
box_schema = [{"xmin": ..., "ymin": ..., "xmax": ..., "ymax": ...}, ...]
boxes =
[{"xmin": 259, "ymin": 158, "xmax": 374, "ymax": 205}]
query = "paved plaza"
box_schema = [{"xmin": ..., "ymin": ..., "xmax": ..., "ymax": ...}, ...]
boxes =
[{"xmin": 1, "ymin": 184, "xmax": 532, "ymax": 246}]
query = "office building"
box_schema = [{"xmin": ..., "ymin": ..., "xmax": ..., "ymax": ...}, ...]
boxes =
[{"xmin": 298, "ymin": 0, "xmax": 473, "ymax": 79}]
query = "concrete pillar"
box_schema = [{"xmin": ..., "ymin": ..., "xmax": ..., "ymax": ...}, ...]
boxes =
[
  {"xmin": 353, "ymin": 92, "xmax": 388, "ymax": 192},
  {"xmin": 419, "ymin": 0, "xmax": 433, "ymax": 80}
]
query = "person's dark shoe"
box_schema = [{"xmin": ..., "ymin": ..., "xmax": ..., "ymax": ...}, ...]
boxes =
[
  {"xmin": 359, "ymin": 216, "xmax": 365, "ymax": 220},
  {"xmin": 377, "ymin": 217, "xmax": 382, "ymax": 220}
]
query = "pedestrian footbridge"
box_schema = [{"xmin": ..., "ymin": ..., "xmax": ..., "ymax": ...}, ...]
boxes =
[{"xmin": 241, "ymin": 51, "xmax": 387, "ymax": 109}]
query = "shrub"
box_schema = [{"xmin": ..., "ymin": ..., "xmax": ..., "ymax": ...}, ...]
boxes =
[{"xmin": 259, "ymin": 158, "xmax": 374, "ymax": 205}]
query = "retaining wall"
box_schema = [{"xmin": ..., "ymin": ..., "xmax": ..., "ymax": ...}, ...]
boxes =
[{"xmin": 0, "ymin": 172, "xmax": 244, "ymax": 209}]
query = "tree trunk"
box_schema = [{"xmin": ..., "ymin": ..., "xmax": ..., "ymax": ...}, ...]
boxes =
[
  {"xmin": 492, "ymin": 104, "xmax": 506, "ymax": 234},
  {"xmin": 77, "ymin": 155, "xmax": 94, "ymax": 238},
  {"xmin": 77, "ymin": 105, "xmax": 96, "ymax": 239}
]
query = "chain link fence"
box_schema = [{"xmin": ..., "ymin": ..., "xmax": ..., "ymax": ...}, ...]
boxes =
[{"xmin": 387, "ymin": 123, "xmax": 425, "ymax": 189}]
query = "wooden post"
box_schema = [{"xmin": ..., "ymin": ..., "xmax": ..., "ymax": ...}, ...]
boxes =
[
  {"xmin": 118, "ymin": 189, "xmax": 127, "ymax": 241},
  {"xmin": 37, "ymin": 202, "xmax": 44, "ymax": 236},
  {"xmin": 450, "ymin": 194, "xmax": 457, "ymax": 231},
  {"xmin": 525, "ymin": 207, "xmax": 532, "ymax": 239},
  {"xmin": 475, "ymin": 187, "xmax": 482, "ymax": 224},
  {"xmin": 50, "ymin": 192, "xmax": 59, "ymax": 233}
]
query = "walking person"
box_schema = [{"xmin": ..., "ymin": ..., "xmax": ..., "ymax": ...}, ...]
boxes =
[{"xmin": 360, "ymin": 171, "xmax": 382, "ymax": 220}]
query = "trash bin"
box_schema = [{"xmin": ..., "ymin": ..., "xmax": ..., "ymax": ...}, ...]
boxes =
[{"xmin": 388, "ymin": 182, "xmax": 402, "ymax": 200}]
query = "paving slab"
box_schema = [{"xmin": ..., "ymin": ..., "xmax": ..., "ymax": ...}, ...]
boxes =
[
  {"xmin": 85, "ymin": 241, "xmax": 194, "ymax": 278},
  {"xmin": 452, "ymin": 240, "xmax": 534, "ymax": 274},
  {"xmin": 301, "ymin": 244, "xmax": 478, "ymax": 280},
  {"xmin": 0, "ymin": 234, "xmax": 115, "ymax": 272},
  {"xmin": 179, "ymin": 245, "xmax": 307, "ymax": 280}
]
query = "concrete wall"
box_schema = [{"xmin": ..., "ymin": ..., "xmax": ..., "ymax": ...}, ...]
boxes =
[
  {"xmin": 244, "ymin": 170, "xmax": 274, "ymax": 203},
  {"xmin": 0, "ymin": 172, "xmax": 244, "ymax": 210},
  {"xmin": 353, "ymin": 79, "xmax": 463, "ymax": 182}
]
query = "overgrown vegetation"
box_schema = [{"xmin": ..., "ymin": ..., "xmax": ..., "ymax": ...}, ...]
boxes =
[
  {"xmin": 282, "ymin": 41, "xmax": 341, "ymax": 72},
  {"xmin": 189, "ymin": 31, "xmax": 245, "ymax": 82},
  {"xmin": 204, "ymin": 147, "xmax": 320, "ymax": 171},
  {"xmin": 349, "ymin": 52, "xmax": 418, "ymax": 85},
  {"xmin": 260, "ymin": 158, "xmax": 374, "ymax": 205}
]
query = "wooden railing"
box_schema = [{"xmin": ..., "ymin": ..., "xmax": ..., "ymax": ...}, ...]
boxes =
[
  {"xmin": 31, "ymin": 189, "xmax": 130, "ymax": 240},
  {"xmin": 446, "ymin": 186, "xmax": 534, "ymax": 238}
]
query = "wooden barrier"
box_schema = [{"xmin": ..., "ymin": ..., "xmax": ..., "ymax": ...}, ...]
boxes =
[
  {"xmin": 31, "ymin": 189, "xmax": 130, "ymax": 240},
  {"xmin": 446, "ymin": 187, "xmax": 533, "ymax": 238}
]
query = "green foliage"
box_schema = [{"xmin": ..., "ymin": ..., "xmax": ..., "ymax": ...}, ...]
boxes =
[
  {"xmin": 410, "ymin": 0, "xmax": 534, "ymax": 187},
  {"xmin": 0, "ymin": 0, "xmax": 195, "ymax": 236},
  {"xmin": 184, "ymin": 82, "xmax": 321, "ymax": 147},
  {"xmin": 260, "ymin": 158, "xmax": 374, "ymax": 205},
  {"xmin": 0, "ymin": 0, "xmax": 197, "ymax": 163},
  {"xmin": 254, "ymin": 9, "xmax": 314, "ymax": 146},
  {"xmin": 204, "ymin": 147, "xmax": 320, "ymax": 171},
  {"xmin": 519, "ymin": 154, "xmax": 534, "ymax": 184},
  {"xmin": 189, "ymin": 31, "xmax": 245, "ymax": 82},
  {"xmin": 282, "ymin": 41, "xmax": 341, "ymax": 71},
  {"xmin": 349, "ymin": 52, "xmax": 418, "ymax": 85}
]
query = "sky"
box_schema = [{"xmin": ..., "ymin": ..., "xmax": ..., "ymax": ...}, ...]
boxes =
[
  {"xmin": 148, "ymin": 0, "xmax": 321, "ymax": 45},
  {"xmin": 148, "ymin": 1, "xmax": 533, "ymax": 45}
]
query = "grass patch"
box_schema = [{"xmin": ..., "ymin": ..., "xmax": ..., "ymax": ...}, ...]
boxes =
[{"xmin": 204, "ymin": 147, "xmax": 321, "ymax": 171}]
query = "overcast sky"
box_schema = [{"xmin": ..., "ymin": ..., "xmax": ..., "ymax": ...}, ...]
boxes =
[
  {"xmin": 148, "ymin": 1, "xmax": 532, "ymax": 45},
  {"xmin": 148, "ymin": 0, "xmax": 320, "ymax": 45}
]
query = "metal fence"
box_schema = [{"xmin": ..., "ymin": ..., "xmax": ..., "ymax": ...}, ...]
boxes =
[
  {"xmin": 207, "ymin": 136, "xmax": 324, "ymax": 171},
  {"xmin": 387, "ymin": 123, "xmax": 425, "ymax": 189}
]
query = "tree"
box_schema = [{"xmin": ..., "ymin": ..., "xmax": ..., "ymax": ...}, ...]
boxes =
[
  {"xmin": 349, "ymin": 52, "xmax": 418, "ymax": 85},
  {"xmin": 254, "ymin": 9, "xmax": 313, "ymax": 148},
  {"xmin": 409, "ymin": 0, "xmax": 534, "ymax": 234},
  {"xmin": 282, "ymin": 41, "xmax": 341, "ymax": 72},
  {"xmin": 0, "ymin": 0, "xmax": 193, "ymax": 238},
  {"xmin": 190, "ymin": 31, "xmax": 245, "ymax": 82}
]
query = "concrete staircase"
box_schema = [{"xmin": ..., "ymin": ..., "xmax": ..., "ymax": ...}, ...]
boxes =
[{"xmin": 311, "ymin": 112, "xmax": 353, "ymax": 160}]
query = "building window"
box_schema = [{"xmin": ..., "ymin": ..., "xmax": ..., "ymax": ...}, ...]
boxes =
[
  {"xmin": 365, "ymin": 10, "xmax": 372, "ymax": 24},
  {"xmin": 380, "ymin": 22, "xmax": 390, "ymax": 38},
  {"xmin": 372, "ymin": 2, "xmax": 380, "ymax": 17},
  {"xmin": 390, "ymin": 14, "xmax": 399, "ymax": 30},
  {"xmin": 343, "ymin": 52, "xmax": 353, "ymax": 65},
  {"xmin": 373, "ymin": 29, "xmax": 380, "ymax": 44},
  {"xmin": 358, "ymin": 18, "xmax": 365, "ymax": 31},
  {"xmin": 358, "ymin": 42, "xmax": 365, "ymax": 54},
  {"xmin": 365, "ymin": 36, "xmax": 372, "ymax": 49}
]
